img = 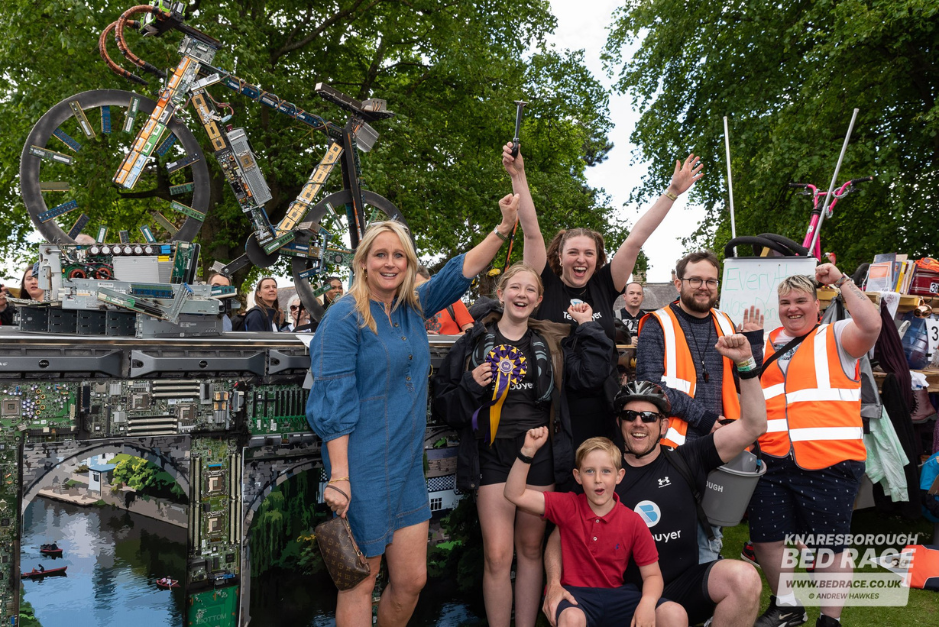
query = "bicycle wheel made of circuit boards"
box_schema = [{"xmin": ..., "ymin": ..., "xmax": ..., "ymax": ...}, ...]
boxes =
[
  {"xmin": 289, "ymin": 189, "xmax": 409, "ymax": 322},
  {"xmin": 19, "ymin": 89, "xmax": 211, "ymax": 244}
]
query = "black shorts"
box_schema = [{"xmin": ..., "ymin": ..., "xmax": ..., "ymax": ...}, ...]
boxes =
[
  {"xmin": 661, "ymin": 561, "xmax": 716, "ymax": 626},
  {"xmin": 556, "ymin": 584, "xmax": 664, "ymax": 627},
  {"xmin": 748, "ymin": 456, "xmax": 864, "ymax": 551},
  {"xmin": 478, "ymin": 433, "xmax": 554, "ymax": 486}
]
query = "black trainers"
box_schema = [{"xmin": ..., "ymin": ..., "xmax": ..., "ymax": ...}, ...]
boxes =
[
  {"xmin": 816, "ymin": 615, "xmax": 840, "ymax": 627},
  {"xmin": 754, "ymin": 595, "xmax": 807, "ymax": 627},
  {"xmin": 741, "ymin": 541, "xmax": 761, "ymax": 568}
]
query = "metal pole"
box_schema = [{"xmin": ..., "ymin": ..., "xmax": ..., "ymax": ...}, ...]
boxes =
[
  {"xmin": 723, "ymin": 116, "xmax": 737, "ymax": 239},
  {"xmin": 808, "ymin": 108, "xmax": 859, "ymax": 255},
  {"xmin": 510, "ymin": 100, "xmax": 527, "ymax": 157}
]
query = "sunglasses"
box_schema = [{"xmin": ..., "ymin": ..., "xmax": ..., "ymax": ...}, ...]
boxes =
[
  {"xmin": 290, "ymin": 305, "xmax": 300, "ymax": 311},
  {"xmin": 619, "ymin": 410, "xmax": 663, "ymax": 423}
]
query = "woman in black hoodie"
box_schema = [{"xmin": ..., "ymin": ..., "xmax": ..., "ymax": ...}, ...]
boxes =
[
  {"xmin": 433, "ymin": 262, "xmax": 614, "ymax": 627},
  {"xmin": 244, "ymin": 277, "xmax": 284, "ymax": 331}
]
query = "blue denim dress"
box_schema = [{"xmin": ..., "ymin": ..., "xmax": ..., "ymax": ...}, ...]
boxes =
[{"xmin": 307, "ymin": 254, "xmax": 470, "ymax": 557}]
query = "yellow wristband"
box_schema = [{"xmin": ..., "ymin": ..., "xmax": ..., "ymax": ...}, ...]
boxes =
[
  {"xmin": 665, "ymin": 190, "xmax": 678, "ymax": 201},
  {"xmin": 328, "ymin": 477, "xmax": 350, "ymax": 484}
]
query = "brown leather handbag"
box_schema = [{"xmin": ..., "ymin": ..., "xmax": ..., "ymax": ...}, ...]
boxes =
[{"xmin": 315, "ymin": 505, "xmax": 370, "ymax": 590}]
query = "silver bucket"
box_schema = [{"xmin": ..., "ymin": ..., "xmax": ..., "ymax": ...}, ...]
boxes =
[{"xmin": 701, "ymin": 450, "xmax": 766, "ymax": 527}]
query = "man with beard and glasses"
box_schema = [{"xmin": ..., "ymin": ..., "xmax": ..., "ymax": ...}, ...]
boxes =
[
  {"xmin": 542, "ymin": 353, "xmax": 766, "ymax": 627},
  {"xmin": 635, "ymin": 250, "xmax": 763, "ymax": 560}
]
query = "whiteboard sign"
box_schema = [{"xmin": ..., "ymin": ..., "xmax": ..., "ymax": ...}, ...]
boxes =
[{"xmin": 720, "ymin": 257, "xmax": 819, "ymax": 333}]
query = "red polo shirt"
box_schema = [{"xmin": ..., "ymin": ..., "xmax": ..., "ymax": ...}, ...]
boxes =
[{"xmin": 543, "ymin": 491, "xmax": 658, "ymax": 588}]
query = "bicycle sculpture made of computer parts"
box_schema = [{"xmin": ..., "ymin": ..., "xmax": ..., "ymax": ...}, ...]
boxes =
[
  {"xmin": 18, "ymin": 1, "xmax": 408, "ymax": 321},
  {"xmin": 722, "ymin": 178, "xmax": 873, "ymax": 261}
]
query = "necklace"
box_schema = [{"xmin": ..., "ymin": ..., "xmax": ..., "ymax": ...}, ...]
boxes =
[{"xmin": 688, "ymin": 317, "xmax": 713, "ymax": 383}]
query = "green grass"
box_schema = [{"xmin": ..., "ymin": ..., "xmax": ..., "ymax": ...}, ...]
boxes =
[{"xmin": 722, "ymin": 510, "xmax": 937, "ymax": 626}]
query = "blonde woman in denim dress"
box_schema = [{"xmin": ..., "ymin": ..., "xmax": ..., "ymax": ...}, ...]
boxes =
[{"xmin": 307, "ymin": 193, "xmax": 519, "ymax": 626}]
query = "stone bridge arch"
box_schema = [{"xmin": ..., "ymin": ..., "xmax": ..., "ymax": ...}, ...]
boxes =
[{"xmin": 21, "ymin": 435, "xmax": 191, "ymax": 514}]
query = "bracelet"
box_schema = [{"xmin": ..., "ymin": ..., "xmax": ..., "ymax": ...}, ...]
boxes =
[
  {"xmin": 834, "ymin": 275, "xmax": 852, "ymax": 288},
  {"xmin": 328, "ymin": 477, "xmax": 350, "ymax": 484},
  {"xmin": 664, "ymin": 190, "xmax": 678, "ymax": 201},
  {"xmin": 517, "ymin": 451, "xmax": 534, "ymax": 464},
  {"xmin": 735, "ymin": 357, "xmax": 758, "ymax": 372},
  {"xmin": 492, "ymin": 226, "xmax": 509, "ymax": 242},
  {"xmin": 738, "ymin": 368, "xmax": 761, "ymax": 380}
]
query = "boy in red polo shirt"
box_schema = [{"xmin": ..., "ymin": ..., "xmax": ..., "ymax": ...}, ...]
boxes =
[{"xmin": 505, "ymin": 429, "xmax": 663, "ymax": 627}]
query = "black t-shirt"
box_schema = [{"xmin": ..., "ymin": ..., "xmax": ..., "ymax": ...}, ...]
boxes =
[
  {"xmin": 617, "ymin": 435, "xmax": 724, "ymax": 585},
  {"xmin": 535, "ymin": 263, "xmax": 619, "ymax": 340},
  {"xmin": 617, "ymin": 308, "xmax": 648, "ymax": 339},
  {"xmin": 488, "ymin": 328, "xmax": 547, "ymax": 438},
  {"xmin": 535, "ymin": 263, "xmax": 619, "ymax": 445}
]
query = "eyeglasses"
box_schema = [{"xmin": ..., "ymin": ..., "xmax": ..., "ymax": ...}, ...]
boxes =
[
  {"xmin": 619, "ymin": 410, "xmax": 663, "ymax": 423},
  {"xmin": 289, "ymin": 305, "xmax": 299, "ymax": 311},
  {"xmin": 680, "ymin": 277, "xmax": 719, "ymax": 289}
]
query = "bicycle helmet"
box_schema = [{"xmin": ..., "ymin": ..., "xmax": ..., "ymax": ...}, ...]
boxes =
[{"xmin": 613, "ymin": 380, "xmax": 671, "ymax": 416}]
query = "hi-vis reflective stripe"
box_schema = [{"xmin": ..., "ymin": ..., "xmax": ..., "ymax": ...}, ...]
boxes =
[
  {"xmin": 662, "ymin": 376, "xmax": 691, "ymax": 394},
  {"xmin": 763, "ymin": 384, "xmax": 785, "ymax": 400},
  {"xmin": 789, "ymin": 427, "xmax": 864, "ymax": 442},
  {"xmin": 664, "ymin": 427, "xmax": 685, "ymax": 446},
  {"xmin": 714, "ymin": 310, "xmax": 735, "ymax": 336},
  {"xmin": 655, "ymin": 311, "xmax": 679, "ymax": 382},
  {"xmin": 814, "ymin": 325, "xmax": 831, "ymax": 389},
  {"xmin": 766, "ymin": 419, "xmax": 788, "ymax": 433},
  {"xmin": 786, "ymin": 388, "xmax": 861, "ymax": 404}
]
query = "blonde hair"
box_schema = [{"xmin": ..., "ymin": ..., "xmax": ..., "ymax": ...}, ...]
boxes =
[
  {"xmin": 777, "ymin": 275, "xmax": 817, "ymax": 300},
  {"xmin": 497, "ymin": 262, "xmax": 544, "ymax": 297},
  {"xmin": 350, "ymin": 221, "xmax": 421, "ymax": 333},
  {"xmin": 575, "ymin": 437, "xmax": 622, "ymax": 471}
]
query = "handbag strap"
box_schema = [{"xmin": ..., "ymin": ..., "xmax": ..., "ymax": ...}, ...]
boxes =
[
  {"xmin": 760, "ymin": 324, "xmax": 819, "ymax": 377},
  {"xmin": 326, "ymin": 484, "xmax": 350, "ymax": 501}
]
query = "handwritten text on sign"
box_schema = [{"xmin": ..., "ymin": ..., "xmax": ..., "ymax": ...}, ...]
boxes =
[{"xmin": 720, "ymin": 257, "xmax": 819, "ymax": 333}]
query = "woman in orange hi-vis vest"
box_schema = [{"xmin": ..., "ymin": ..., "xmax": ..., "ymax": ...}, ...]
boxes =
[{"xmin": 749, "ymin": 266, "xmax": 881, "ymax": 627}]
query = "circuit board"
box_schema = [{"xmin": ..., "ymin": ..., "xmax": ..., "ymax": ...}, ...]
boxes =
[
  {"xmin": 0, "ymin": 442, "xmax": 17, "ymax": 626},
  {"xmin": 246, "ymin": 385, "xmax": 311, "ymax": 436},
  {"xmin": 188, "ymin": 585, "xmax": 239, "ymax": 627},
  {"xmin": 1, "ymin": 382, "xmax": 79, "ymax": 439},
  {"xmin": 189, "ymin": 437, "xmax": 241, "ymax": 589},
  {"xmin": 80, "ymin": 379, "xmax": 245, "ymax": 437}
]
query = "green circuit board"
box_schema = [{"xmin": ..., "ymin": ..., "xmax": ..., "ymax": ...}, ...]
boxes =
[
  {"xmin": 246, "ymin": 384, "xmax": 311, "ymax": 436},
  {"xmin": 189, "ymin": 437, "xmax": 241, "ymax": 589},
  {"xmin": 0, "ymin": 382, "xmax": 78, "ymax": 437}
]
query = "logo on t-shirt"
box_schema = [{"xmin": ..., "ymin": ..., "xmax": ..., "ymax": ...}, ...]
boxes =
[
  {"xmin": 635, "ymin": 500, "xmax": 661, "ymax": 527},
  {"xmin": 657, "ymin": 476, "xmax": 671, "ymax": 488}
]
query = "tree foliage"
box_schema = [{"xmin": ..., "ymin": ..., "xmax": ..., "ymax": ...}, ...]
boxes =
[
  {"xmin": 605, "ymin": 0, "xmax": 938, "ymax": 271},
  {"xmin": 0, "ymin": 0, "xmax": 616, "ymax": 284}
]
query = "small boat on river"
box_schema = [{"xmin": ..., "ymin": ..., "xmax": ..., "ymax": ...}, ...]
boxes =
[
  {"xmin": 22, "ymin": 566, "xmax": 67, "ymax": 579},
  {"xmin": 40, "ymin": 543, "xmax": 63, "ymax": 557},
  {"xmin": 155, "ymin": 577, "xmax": 180, "ymax": 589}
]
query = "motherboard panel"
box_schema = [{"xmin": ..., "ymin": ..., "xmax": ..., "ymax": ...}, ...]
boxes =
[{"xmin": 189, "ymin": 437, "xmax": 241, "ymax": 589}]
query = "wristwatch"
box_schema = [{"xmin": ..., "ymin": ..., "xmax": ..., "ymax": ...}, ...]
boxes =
[
  {"xmin": 834, "ymin": 275, "xmax": 852, "ymax": 288},
  {"xmin": 493, "ymin": 226, "xmax": 509, "ymax": 242}
]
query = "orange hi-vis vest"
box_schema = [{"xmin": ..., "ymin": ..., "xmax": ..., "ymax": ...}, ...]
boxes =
[
  {"xmin": 760, "ymin": 324, "xmax": 866, "ymax": 470},
  {"xmin": 637, "ymin": 305, "xmax": 741, "ymax": 447}
]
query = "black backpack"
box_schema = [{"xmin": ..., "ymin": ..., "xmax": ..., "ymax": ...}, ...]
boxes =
[{"xmin": 230, "ymin": 313, "xmax": 248, "ymax": 332}]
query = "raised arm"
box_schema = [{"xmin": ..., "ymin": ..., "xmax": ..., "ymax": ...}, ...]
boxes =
[
  {"xmin": 502, "ymin": 142, "xmax": 547, "ymax": 273},
  {"xmin": 504, "ymin": 427, "xmax": 550, "ymax": 516},
  {"xmin": 462, "ymin": 192, "xmax": 520, "ymax": 278},
  {"xmin": 712, "ymin": 334, "xmax": 767, "ymax": 463},
  {"xmin": 609, "ymin": 154, "xmax": 703, "ymax": 291},
  {"xmin": 816, "ymin": 263, "xmax": 882, "ymax": 358}
]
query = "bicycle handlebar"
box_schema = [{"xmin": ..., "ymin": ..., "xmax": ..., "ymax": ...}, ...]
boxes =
[{"xmin": 848, "ymin": 176, "xmax": 874, "ymax": 185}]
